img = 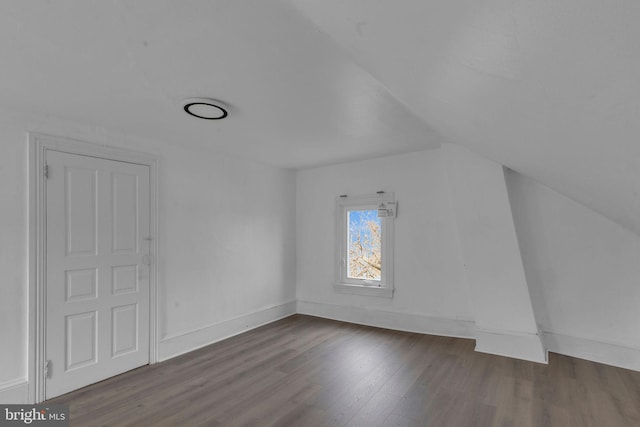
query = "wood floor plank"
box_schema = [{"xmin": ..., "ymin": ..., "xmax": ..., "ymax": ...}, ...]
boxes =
[{"xmin": 47, "ymin": 314, "xmax": 640, "ymax": 426}]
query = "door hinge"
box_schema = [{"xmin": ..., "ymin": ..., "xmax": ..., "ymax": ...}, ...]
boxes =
[
  {"xmin": 44, "ymin": 164, "xmax": 49, "ymax": 179},
  {"xmin": 45, "ymin": 360, "xmax": 52, "ymax": 379}
]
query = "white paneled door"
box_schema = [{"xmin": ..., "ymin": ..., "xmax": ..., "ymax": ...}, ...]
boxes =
[{"xmin": 45, "ymin": 150, "xmax": 150, "ymax": 399}]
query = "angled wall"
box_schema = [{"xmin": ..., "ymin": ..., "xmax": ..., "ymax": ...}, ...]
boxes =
[
  {"xmin": 506, "ymin": 170, "xmax": 640, "ymax": 371},
  {"xmin": 442, "ymin": 143, "xmax": 546, "ymax": 363}
]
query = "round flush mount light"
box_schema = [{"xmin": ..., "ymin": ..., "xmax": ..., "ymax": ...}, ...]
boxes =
[{"xmin": 183, "ymin": 98, "xmax": 229, "ymax": 120}]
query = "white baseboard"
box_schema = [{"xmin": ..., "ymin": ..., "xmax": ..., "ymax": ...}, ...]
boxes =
[
  {"xmin": 296, "ymin": 299, "xmax": 475, "ymax": 339},
  {"xmin": 11, "ymin": 303, "xmax": 637, "ymax": 403},
  {"xmin": 544, "ymin": 330, "xmax": 640, "ymax": 372},
  {"xmin": 475, "ymin": 329, "xmax": 547, "ymax": 364},
  {"xmin": 158, "ymin": 300, "xmax": 296, "ymax": 361},
  {"xmin": 0, "ymin": 378, "xmax": 28, "ymax": 404}
]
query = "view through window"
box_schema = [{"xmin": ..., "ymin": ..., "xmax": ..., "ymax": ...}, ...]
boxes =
[{"xmin": 347, "ymin": 209, "xmax": 382, "ymax": 280}]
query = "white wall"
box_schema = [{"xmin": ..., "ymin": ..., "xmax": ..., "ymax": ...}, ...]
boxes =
[
  {"xmin": 3, "ymin": 109, "xmax": 640, "ymax": 404},
  {"xmin": 0, "ymin": 113, "xmax": 297, "ymax": 402},
  {"xmin": 296, "ymin": 150, "xmax": 474, "ymax": 336},
  {"xmin": 156, "ymin": 140, "xmax": 297, "ymax": 359},
  {"xmin": 298, "ymin": 146, "xmax": 640, "ymax": 370},
  {"xmin": 0, "ymin": 126, "xmax": 29, "ymax": 397},
  {"xmin": 506, "ymin": 170, "xmax": 640, "ymax": 370}
]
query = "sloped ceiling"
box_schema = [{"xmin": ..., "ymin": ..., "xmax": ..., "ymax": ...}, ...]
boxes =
[
  {"xmin": 1, "ymin": 1, "xmax": 639, "ymax": 233},
  {"xmin": 290, "ymin": 0, "xmax": 640, "ymax": 235}
]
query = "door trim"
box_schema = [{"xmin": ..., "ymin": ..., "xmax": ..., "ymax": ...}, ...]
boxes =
[{"xmin": 28, "ymin": 133, "xmax": 159, "ymax": 403}]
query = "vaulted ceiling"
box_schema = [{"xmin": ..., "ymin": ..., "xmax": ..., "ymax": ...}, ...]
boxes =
[{"xmin": 2, "ymin": 0, "xmax": 639, "ymax": 234}]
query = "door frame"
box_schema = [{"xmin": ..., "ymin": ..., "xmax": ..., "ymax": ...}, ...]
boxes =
[{"xmin": 28, "ymin": 133, "xmax": 159, "ymax": 403}]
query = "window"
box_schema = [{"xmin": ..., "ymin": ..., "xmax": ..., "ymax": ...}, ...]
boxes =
[{"xmin": 335, "ymin": 193, "xmax": 395, "ymax": 298}]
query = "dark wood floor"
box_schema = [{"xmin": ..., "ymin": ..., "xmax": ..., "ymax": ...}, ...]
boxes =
[{"xmin": 48, "ymin": 314, "xmax": 640, "ymax": 426}]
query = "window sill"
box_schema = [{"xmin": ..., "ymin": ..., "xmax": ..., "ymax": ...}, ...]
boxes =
[{"xmin": 333, "ymin": 283, "xmax": 394, "ymax": 298}]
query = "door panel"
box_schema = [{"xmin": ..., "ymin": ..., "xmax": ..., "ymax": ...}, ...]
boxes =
[
  {"xmin": 65, "ymin": 312, "xmax": 98, "ymax": 371},
  {"xmin": 112, "ymin": 265, "xmax": 138, "ymax": 295},
  {"xmin": 45, "ymin": 150, "xmax": 150, "ymax": 399},
  {"xmin": 112, "ymin": 304, "xmax": 139, "ymax": 356},
  {"xmin": 112, "ymin": 172, "xmax": 138, "ymax": 254},
  {"xmin": 65, "ymin": 268, "xmax": 97, "ymax": 302},
  {"xmin": 65, "ymin": 167, "xmax": 97, "ymax": 256}
]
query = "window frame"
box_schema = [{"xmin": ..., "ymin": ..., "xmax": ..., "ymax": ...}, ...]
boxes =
[{"xmin": 334, "ymin": 193, "xmax": 395, "ymax": 298}]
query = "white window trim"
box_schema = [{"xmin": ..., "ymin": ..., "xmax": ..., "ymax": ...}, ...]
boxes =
[{"xmin": 334, "ymin": 193, "xmax": 395, "ymax": 298}]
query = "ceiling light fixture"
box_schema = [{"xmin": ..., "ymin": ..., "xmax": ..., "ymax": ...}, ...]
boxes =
[{"xmin": 183, "ymin": 98, "xmax": 229, "ymax": 120}]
